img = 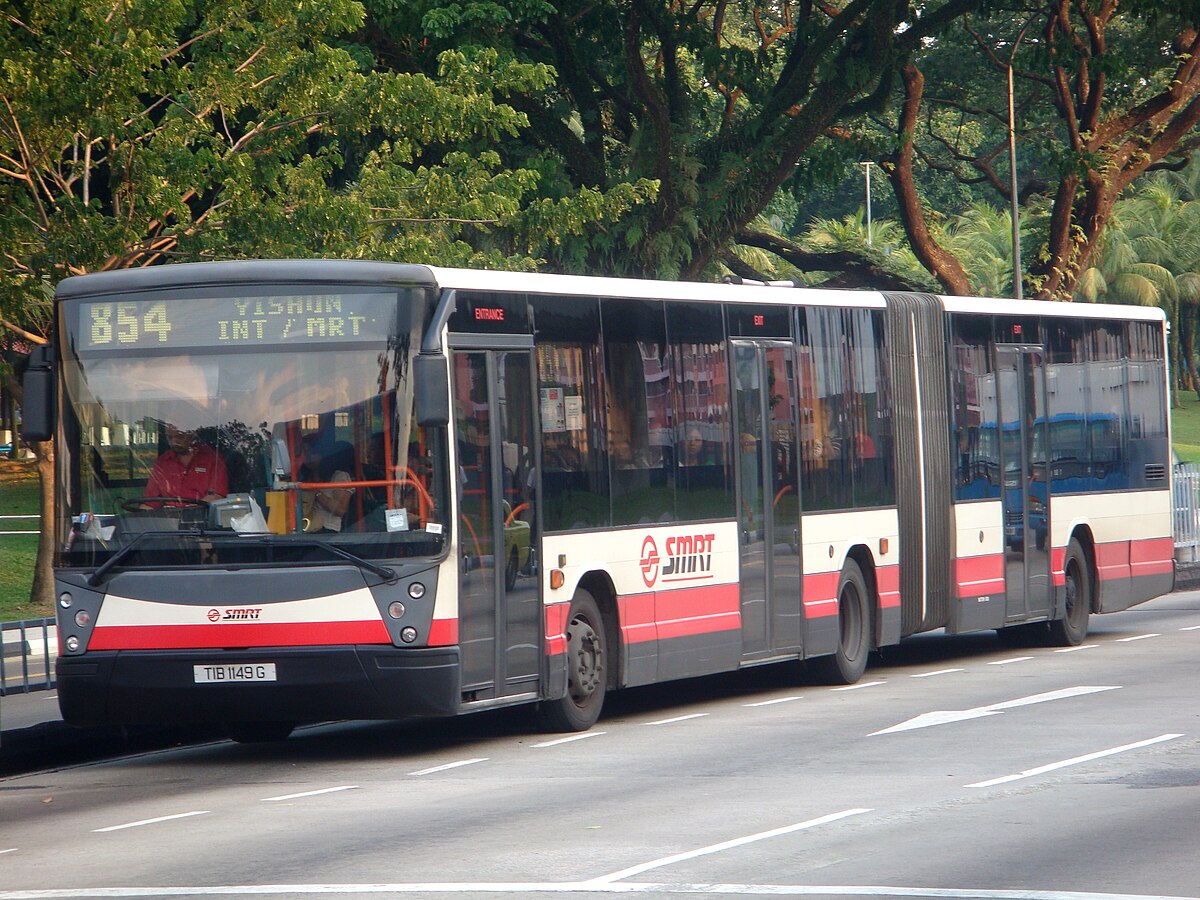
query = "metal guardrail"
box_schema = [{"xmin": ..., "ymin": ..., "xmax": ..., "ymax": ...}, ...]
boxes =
[
  {"xmin": 0, "ymin": 618, "xmax": 55, "ymax": 695},
  {"xmin": 1174, "ymin": 463, "xmax": 1200, "ymax": 564}
]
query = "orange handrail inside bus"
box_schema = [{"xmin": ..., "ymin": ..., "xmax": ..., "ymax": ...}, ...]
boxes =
[{"xmin": 505, "ymin": 502, "xmax": 530, "ymax": 525}]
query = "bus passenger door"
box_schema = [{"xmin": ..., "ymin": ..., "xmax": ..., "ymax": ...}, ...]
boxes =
[
  {"xmin": 452, "ymin": 347, "xmax": 542, "ymax": 704},
  {"xmin": 997, "ymin": 346, "xmax": 1052, "ymax": 621},
  {"xmin": 732, "ymin": 342, "xmax": 802, "ymax": 658}
]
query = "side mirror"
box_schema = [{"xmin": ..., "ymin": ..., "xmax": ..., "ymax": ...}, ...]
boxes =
[
  {"xmin": 415, "ymin": 353, "xmax": 450, "ymax": 426},
  {"xmin": 20, "ymin": 345, "xmax": 55, "ymax": 442}
]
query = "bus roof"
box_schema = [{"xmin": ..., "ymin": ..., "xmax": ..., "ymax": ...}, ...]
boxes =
[{"xmin": 54, "ymin": 259, "xmax": 1165, "ymax": 322}]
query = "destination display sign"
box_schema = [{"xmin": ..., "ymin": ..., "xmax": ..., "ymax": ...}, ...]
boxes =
[{"xmin": 76, "ymin": 292, "xmax": 396, "ymax": 351}]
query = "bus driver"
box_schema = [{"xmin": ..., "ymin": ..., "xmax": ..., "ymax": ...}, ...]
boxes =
[{"xmin": 144, "ymin": 423, "xmax": 229, "ymax": 502}]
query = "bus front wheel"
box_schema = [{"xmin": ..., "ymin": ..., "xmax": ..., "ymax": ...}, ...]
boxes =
[
  {"xmin": 538, "ymin": 589, "xmax": 607, "ymax": 732},
  {"xmin": 811, "ymin": 561, "xmax": 871, "ymax": 685}
]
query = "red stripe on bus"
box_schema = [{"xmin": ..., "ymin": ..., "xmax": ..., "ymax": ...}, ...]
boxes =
[
  {"xmin": 954, "ymin": 553, "xmax": 1005, "ymax": 598},
  {"xmin": 427, "ymin": 617, "xmax": 458, "ymax": 646},
  {"xmin": 803, "ymin": 571, "xmax": 839, "ymax": 618},
  {"xmin": 1130, "ymin": 536, "xmax": 1174, "ymax": 578},
  {"xmin": 88, "ymin": 620, "xmax": 390, "ymax": 651},
  {"xmin": 877, "ymin": 564, "xmax": 901, "ymax": 608},
  {"xmin": 544, "ymin": 603, "xmax": 570, "ymax": 656},
  {"xmin": 654, "ymin": 583, "xmax": 740, "ymax": 641},
  {"xmin": 617, "ymin": 592, "xmax": 657, "ymax": 646}
]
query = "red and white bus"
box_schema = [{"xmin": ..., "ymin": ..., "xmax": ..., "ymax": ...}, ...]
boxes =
[{"xmin": 22, "ymin": 261, "xmax": 1173, "ymax": 740}]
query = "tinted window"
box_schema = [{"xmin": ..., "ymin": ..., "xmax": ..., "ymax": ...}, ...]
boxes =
[
  {"xmin": 531, "ymin": 296, "xmax": 609, "ymax": 531},
  {"xmin": 799, "ymin": 308, "xmax": 853, "ymax": 510},
  {"xmin": 668, "ymin": 303, "xmax": 734, "ymax": 520},
  {"xmin": 603, "ymin": 299, "xmax": 672, "ymax": 525},
  {"xmin": 949, "ymin": 314, "xmax": 1001, "ymax": 501}
]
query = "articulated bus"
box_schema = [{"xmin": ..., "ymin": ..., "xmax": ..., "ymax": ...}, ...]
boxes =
[{"xmin": 21, "ymin": 261, "xmax": 1174, "ymax": 740}]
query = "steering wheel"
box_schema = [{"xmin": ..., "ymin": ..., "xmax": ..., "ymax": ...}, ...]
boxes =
[{"xmin": 121, "ymin": 497, "xmax": 210, "ymax": 511}]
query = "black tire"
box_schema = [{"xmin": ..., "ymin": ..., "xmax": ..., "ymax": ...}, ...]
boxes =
[
  {"xmin": 537, "ymin": 589, "xmax": 607, "ymax": 732},
  {"xmin": 811, "ymin": 561, "xmax": 871, "ymax": 685},
  {"xmin": 505, "ymin": 548, "xmax": 519, "ymax": 592},
  {"xmin": 1048, "ymin": 538, "xmax": 1092, "ymax": 646},
  {"xmin": 226, "ymin": 722, "xmax": 294, "ymax": 743}
]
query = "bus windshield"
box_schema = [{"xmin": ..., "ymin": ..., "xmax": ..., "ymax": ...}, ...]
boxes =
[{"xmin": 56, "ymin": 284, "xmax": 449, "ymax": 569}]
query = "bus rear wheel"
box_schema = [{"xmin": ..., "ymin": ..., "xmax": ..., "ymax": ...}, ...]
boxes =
[
  {"xmin": 811, "ymin": 561, "xmax": 871, "ymax": 685},
  {"xmin": 538, "ymin": 589, "xmax": 607, "ymax": 732},
  {"xmin": 1048, "ymin": 538, "xmax": 1092, "ymax": 646}
]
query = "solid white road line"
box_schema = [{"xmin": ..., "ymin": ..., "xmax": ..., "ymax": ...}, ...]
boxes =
[
  {"xmin": 1, "ymin": 885, "xmax": 1197, "ymax": 898},
  {"xmin": 743, "ymin": 695, "xmax": 804, "ymax": 707},
  {"xmin": 532, "ymin": 732, "xmax": 607, "ymax": 748},
  {"xmin": 645, "ymin": 713, "xmax": 709, "ymax": 726},
  {"xmin": 832, "ymin": 681, "xmax": 886, "ymax": 691},
  {"xmin": 583, "ymin": 808, "xmax": 874, "ymax": 886},
  {"xmin": 410, "ymin": 758, "xmax": 488, "ymax": 776},
  {"xmin": 872, "ymin": 685, "xmax": 1120, "ymax": 736},
  {"xmin": 910, "ymin": 668, "xmax": 964, "ymax": 678},
  {"xmin": 92, "ymin": 811, "xmax": 209, "ymax": 832},
  {"xmin": 261, "ymin": 786, "xmax": 358, "ymax": 802},
  {"xmin": 966, "ymin": 733, "xmax": 1185, "ymax": 788}
]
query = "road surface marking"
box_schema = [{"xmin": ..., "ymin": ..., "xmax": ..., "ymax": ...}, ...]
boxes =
[
  {"xmin": 410, "ymin": 758, "xmax": 488, "ymax": 776},
  {"xmin": 261, "ymin": 786, "xmax": 358, "ymax": 802},
  {"xmin": 645, "ymin": 713, "xmax": 709, "ymax": 726},
  {"xmin": 0, "ymin": 848, "xmax": 15, "ymax": 855},
  {"xmin": 0, "ymin": 882, "xmax": 1197, "ymax": 897},
  {"xmin": 1116, "ymin": 633, "xmax": 1160, "ymax": 642},
  {"xmin": 744, "ymin": 695, "xmax": 804, "ymax": 707},
  {"xmin": 583, "ymin": 807, "xmax": 874, "ymax": 885},
  {"xmin": 872, "ymin": 685, "xmax": 1120, "ymax": 735},
  {"xmin": 92, "ymin": 811, "xmax": 209, "ymax": 832},
  {"xmin": 966, "ymin": 733, "xmax": 1184, "ymax": 788},
  {"xmin": 1055, "ymin": 644, "xmax": 1099, "ymax": 653},
  {"xmin": 532, "ymin": 732, "xmax": 607, "ymax": 748},
  {"xmin": 911, "ymin": 668, "xmax": 964, "ymax": 678},
  {"xmin": 832, "ymin": 681, "xmax": 886, "ymax": 691},
  {"xmin": 988, "ymin": 656, "xmax": 1033, "ymax": 665},
  {"xmin": 1181, "ymin": 625, "xmax": 1200, "ymax": 631}
]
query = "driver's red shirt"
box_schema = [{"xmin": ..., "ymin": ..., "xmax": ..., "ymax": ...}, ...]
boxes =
[{"xmin": 145, "ymin": 444, "xmax": 229, "ymax": 500}]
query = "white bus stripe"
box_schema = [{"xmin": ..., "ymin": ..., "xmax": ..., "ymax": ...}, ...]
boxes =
[
  {"xmin": 966, "ymin": 734, "xmax": 1183, "ymax": 788},
  {"xmin": 92, "ymin": 811, "xmax": 209, "ymax": 832}
]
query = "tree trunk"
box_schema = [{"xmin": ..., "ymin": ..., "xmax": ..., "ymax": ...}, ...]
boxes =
[
  {"xmin": 886, "ymin": 63, "xmax": 972, "ymax": 296},
  {"xmin": 30, "ymin": 440, "xmax": 55, "ymax": 610}
]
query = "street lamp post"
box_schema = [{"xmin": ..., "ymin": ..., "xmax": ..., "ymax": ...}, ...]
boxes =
[{"xmin": 860, "ymin": 161, "xmax": 873, "ymax": 248}]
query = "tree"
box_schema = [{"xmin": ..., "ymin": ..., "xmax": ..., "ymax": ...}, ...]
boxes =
[
  {"xmin": 0, "ymin": 0, "xmax": 651, "ymax": 605},
  {"xmin": 371, "ymin": 1, "xmax": 990, "ymax": 280},
  {"xmin": 873, "ymin": 2, "xmax": 1200, "ymax": 299}
]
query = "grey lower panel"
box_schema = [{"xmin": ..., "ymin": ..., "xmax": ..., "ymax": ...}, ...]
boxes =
[{"xmin": 57, "ymin": 645, "xmax": 460, "ymax": 727}]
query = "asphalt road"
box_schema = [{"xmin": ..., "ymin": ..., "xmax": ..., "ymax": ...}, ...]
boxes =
[{"xmin": 1, "ymin": 591, "xmax": 1197, "ymax": 900}]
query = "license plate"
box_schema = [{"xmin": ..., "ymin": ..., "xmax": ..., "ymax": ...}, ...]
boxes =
[{"xmin": 193, "ymin": 663, "xmax": 277, "ymax": 683}]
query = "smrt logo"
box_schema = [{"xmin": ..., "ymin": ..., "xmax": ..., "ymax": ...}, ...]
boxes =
[
  {"xmin": 207, "ymin": 608, "xmax": 263, "ymax": 622},
  {"xmin": 640, "ymin": 536, "xmax": 660, "ymax": 587}
]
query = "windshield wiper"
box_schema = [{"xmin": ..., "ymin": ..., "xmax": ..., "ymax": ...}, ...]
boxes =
[
  {"xmin": 311, "ymin": 541, "xmax": 397, "ymax": 583},
  {"xmin": 87, "ymin": 530, "xmax": 196, "ymax": 586}
]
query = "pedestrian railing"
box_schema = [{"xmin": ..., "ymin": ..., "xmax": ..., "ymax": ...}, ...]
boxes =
[
  {"xmin": 0, "ymin": 618, "xmax": 55, "ymax": 695},
  {"xmin": 1174, "ymin": 463, "xmax": 1200, "ymax": 563}
]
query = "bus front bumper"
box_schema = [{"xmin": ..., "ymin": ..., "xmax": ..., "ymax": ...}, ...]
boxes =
[{"xmin": 55, "ymin": 645, "xmax": 460, "ymax": 728}]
